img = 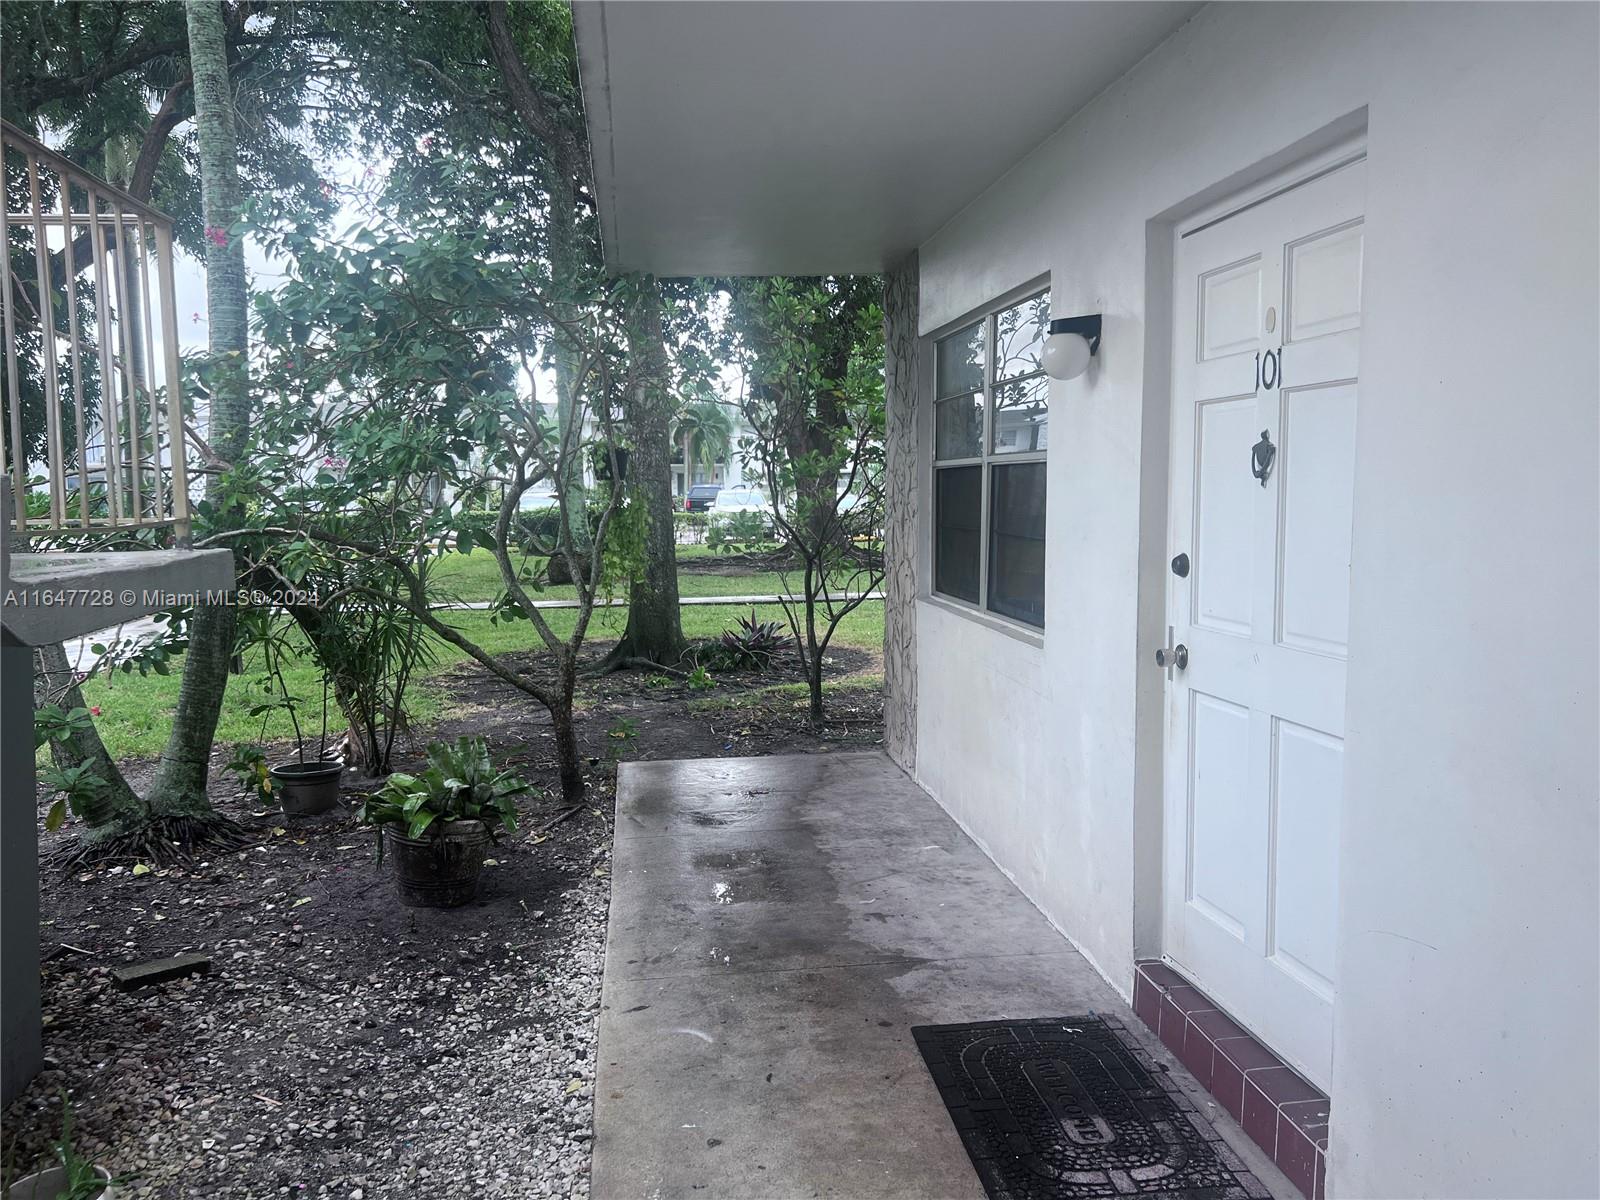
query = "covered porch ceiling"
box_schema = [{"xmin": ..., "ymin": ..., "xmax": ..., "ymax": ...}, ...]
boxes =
[{"xmin": 573, "ymin": 1, "xmax": 1202, "ymax": 277}]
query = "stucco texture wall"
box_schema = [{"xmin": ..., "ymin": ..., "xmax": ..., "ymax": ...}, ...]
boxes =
[{"xmin": 911, "ymin": 4, "xmax": 1598, "ymax": 1198}]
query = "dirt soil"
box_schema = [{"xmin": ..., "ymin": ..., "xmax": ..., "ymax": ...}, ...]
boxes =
[{"xmin": 4, "ymin": 643, "xmax": 883, "ymax": 1199}]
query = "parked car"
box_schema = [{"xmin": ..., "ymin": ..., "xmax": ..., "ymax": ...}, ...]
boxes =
[
  {"xmin": 710, "ymin": 487, "xmax": 776, "ymax": 530},
  {"xmin": 710, "ymin": 486, "xmax": 770, "ymax": 514},
  {"xmin": 685, "ymin": 483, "xmax": 721, "ymax": 512}
]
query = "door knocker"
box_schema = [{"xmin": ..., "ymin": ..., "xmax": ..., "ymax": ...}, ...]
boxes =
[{"xmin": 1251, "ymin": 430, "xmax": 1276, "ymax": 487}]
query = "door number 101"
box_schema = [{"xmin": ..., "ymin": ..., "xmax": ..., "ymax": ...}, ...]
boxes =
[{"xmin": 1255, "ymin": 348, "xmax": 1283, "ymax": 391}]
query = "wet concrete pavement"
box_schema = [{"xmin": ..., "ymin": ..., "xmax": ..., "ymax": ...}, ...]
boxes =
[{"xmin": 592, "ymin": 751, "xmax": 1289, "ymax": 1199}]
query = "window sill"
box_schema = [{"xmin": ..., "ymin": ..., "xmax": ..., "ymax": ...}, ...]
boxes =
[{"xmin": 919, "ymin": 592, "xmax": 1045, "ymax": 650}]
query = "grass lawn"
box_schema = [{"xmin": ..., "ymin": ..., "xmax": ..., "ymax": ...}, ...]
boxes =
[
  {"xmin": 74, "ymin": 596, "xmax": 885, "ymax": 762},
  {"xmin": 429, "ymin": 544, "xmax": 875, "ymax": 605}
]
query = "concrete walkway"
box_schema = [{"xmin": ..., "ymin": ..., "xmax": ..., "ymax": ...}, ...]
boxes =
[{"xmin": 594, "ymin": 751, "xmax": 1289, "ymax": 1199}]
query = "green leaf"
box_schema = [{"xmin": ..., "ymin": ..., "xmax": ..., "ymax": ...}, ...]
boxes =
[{"xmin": 45, "ymin": 799, "xmax": 67, "ymax": 832}]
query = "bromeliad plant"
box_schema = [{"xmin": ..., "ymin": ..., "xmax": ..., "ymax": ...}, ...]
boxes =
[
  {"xmin": 355, "ymin": 736, "xmax": 530, "ymax": 857},
  {"xmin": 716, "ymin": 610, "xmax": 788, "ymax": 670}
]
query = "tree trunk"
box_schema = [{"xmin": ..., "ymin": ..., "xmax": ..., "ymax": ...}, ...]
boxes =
[
  {"xmin": 550, "ymin": 657, "xmax": 585, "ymax": 803},
  {"xmin": 145, "ymin": 0, "xmax": 249, "ymax": 816},
  {"xmin": 603, "ymin": 277, "xmax": 686, "ymax": 667},
  {"xmin": 32, "ymin": 642, "xmax": 145, "ymax": 833},
  {"xmin": 483, "ymin": 4, "xmax": 593, "ymax": 559},
  {"xmin": 803, "ymin": 565, "xmax": 825, "ymax": 724},
  {"xmin": 544, "ymin": 167, "xmax": 592, "ymax": 561}
]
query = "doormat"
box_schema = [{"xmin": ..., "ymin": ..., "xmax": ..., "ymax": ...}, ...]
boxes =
[{"xmin": 912, "ymin": 1015, "xmax": 1271, "ymax": 1200}]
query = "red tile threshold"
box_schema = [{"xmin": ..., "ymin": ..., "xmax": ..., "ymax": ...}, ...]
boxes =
[{"xmin": 1133, "ymin": 959, "xmax": 1329, "ymax": 1200}]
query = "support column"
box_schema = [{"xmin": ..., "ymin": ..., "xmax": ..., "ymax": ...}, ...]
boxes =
[
  {"xmin": 0, "ymin": 487, "xmax": 42, "ymax": 1104},
  {"xmin": 881, "ymin": 253, "xmax": 919, "ymax": 771}
]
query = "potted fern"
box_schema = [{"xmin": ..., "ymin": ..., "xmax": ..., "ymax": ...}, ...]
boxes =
[{"xmin": 355, "ymin": 736, "xmax": 529, "ymax": 907}]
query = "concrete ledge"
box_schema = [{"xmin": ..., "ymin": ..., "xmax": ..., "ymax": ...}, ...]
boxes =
[{"xmin": 1, "ymin": 549, "xmax": 235, "ymax": 645}]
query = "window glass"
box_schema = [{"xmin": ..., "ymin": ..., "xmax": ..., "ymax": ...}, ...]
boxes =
[
  {"xmin": 935, "ymin": 322, "xmax": 984, "ymax": 399},
  {"xmin": 992, "ymin": 376, "xmax": 1049, "ymax": 455},
  {"xmin": 930, "ymin": 289, "xmax": 1048, "ymax": 628},
  {"xmin": 994, "ymin": 294, "xmax": 1050, "ymax": 381},
  {"xmin": 934, "ymin": 466, "xmax": 982, "ymax": 604},
  {"xmin": 987, "ymin": 461, "xmax": 1046, "ymax": 627},
  {"xmin": 935, "ymin": 393, "xmax": 984, "ymax": 460}
]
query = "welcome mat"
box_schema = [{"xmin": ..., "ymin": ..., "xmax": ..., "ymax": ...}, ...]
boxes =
[{"xmin": 912, "ymin": 1015, "xmax": 1271, "ymax": 1200}]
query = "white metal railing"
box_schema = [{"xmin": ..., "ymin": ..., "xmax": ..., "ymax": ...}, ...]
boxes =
[{"xmin": 2, "ymin": 120, "xmax": 191, "ymax": 540}]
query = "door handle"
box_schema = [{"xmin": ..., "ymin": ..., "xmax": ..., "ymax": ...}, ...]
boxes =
[{"xmin": 1155, "ymin": 643, "xmax": 1188, "ymax": 671}]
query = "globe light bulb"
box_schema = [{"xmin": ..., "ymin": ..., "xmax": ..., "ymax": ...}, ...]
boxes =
[{"xmin": 1042, "ymin": 331, "xmax": 1093, "ymax": 381}]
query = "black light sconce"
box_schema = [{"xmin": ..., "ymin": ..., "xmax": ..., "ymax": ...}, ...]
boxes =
[{"xmin": 1043, "ymin": 314, "xmax": 1102, "ymax": 380}]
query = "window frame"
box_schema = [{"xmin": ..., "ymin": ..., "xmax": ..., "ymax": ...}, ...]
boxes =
[{"xmin": 929, "ymin": 286, "xmax": 1050, "ymax": 628}]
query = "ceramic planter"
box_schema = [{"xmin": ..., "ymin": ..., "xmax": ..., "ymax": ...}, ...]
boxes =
[
  {"xmin": 383, "ymin": 819, "xmax": 492, "ymax": 907},
  {"xmin": 268, "ymin": 759, "xmax": 343, "ymax": 816},
  {"xmin": 5, "ymin": 1164, "xmax": 115, "ymax": 1199}
]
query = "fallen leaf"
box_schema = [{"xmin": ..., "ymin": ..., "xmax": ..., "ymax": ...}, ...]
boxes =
[
  {"xmin": 565, "ymin": 1079, "xmax": 583, "ymax": 1095},
  {"xmin": 131, "ymin": 863, "xmax": 152, "ymax": 877},
  {"xmin": 291, "ymin": 897, "xmax": 313, "ymax": 908},
  {"xmin": 271, "ymin": 827, "xmax": 287, "ymax": 837}
]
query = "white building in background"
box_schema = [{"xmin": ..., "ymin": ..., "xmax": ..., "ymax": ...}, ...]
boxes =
[
  {"xmin": 672, "ymin": 407, "xmax": 756, "ymax": 500},
  {"xmin": 571, "ymin": 4, "xmax": 1599, "ymax": 1198}
]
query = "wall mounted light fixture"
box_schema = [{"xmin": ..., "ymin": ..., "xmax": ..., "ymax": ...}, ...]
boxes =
[{"xmin": 1042, "ymin": 314, "xmax": 1102, "ymax": 381}]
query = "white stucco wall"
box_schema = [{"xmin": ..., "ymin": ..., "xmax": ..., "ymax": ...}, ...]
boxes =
[{"xmin": 910, "ymin": 4, "xmax": 1598, "ymax": 1198}]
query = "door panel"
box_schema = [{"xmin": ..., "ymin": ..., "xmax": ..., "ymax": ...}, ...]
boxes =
[
  {"xmin": 1277, "ymin": 382, "xmax": 1358, "ymax": 656},
  {"xmin": 1286, "ymin": 221, "xmax": 1363, "ymax": 343},
  {"xmin": 1269, "ymin": 718, "xmax": 1343, "ymax": 998},
  {"xmin": 1200, "ymin": 256, "xmax": 1263, "ymax": 359},
  {"xmin": 1164, "ymin": 156, "xmax": 1364, "ymax": 1090},
  {"xmin": 1193, "ymin": 396, "xmax": 1260, "ymax": 636},
  {"xmin": 1187, "ymin": 691, "xmax": 1257, "ymax": 940}
]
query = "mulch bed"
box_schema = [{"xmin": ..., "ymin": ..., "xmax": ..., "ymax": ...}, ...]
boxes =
[{"xmin": 5, "ymin": 642, "xmax": 884, "ymax": 1199}]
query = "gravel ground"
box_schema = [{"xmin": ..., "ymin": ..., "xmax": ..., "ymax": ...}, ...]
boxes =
[
  {"xmin": 5, "ymin": 793, "xmax": 611, "ymax": 1200},
  {"xmin": 6, "ymin": 642, "xmax": 885, "ymax": 1198}
]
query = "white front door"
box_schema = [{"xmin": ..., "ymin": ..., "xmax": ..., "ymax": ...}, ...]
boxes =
[{"xmin": 1163, "ymin": 157, "xmax": 1364, "ymax": 1089}]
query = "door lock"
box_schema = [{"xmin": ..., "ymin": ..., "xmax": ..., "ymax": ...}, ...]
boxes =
[{"xmin": 1155, "ymin": 643, "xmax": 1188, "ymax": 671}]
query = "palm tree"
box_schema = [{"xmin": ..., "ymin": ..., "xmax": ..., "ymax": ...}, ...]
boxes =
[
  {"xmin": 141, "ymin": 0, "xmax": 253, "ymax": 831},
  {"xmin": 673, "ymin": 398, "xmax": 735, "ymax": 494}
]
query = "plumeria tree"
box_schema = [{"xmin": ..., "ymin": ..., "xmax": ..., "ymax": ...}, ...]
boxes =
[{"xmin": 214, "ymin": 198, "xmax": 631, "ymax": 801}]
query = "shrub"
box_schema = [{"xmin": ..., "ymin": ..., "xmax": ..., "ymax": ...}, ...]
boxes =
[
  {"xmin": 674, "ymin": 510, "xmax": 710, "ymax": 544},
  {"xmin": 707, "ymin": 510, "xmax": 775, "ymax": 553}
]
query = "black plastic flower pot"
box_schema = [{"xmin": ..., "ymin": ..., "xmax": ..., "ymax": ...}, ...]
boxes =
[
  {"xmin": 383, "ymin": 819, "xmax": 491, "ymax": 908},
  {"xmin": 268, "ymin": 759, "xmax": 343, "ymax": 816}
]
